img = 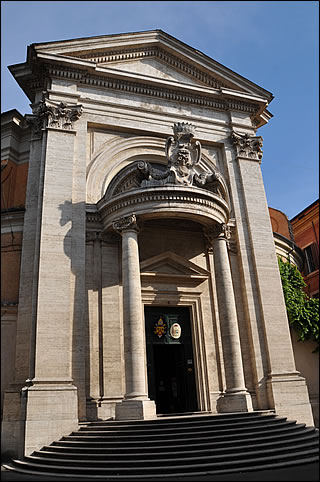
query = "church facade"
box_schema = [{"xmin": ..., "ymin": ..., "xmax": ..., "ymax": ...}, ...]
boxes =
[{"xmin": 1, "ymin": 30, "xmax": 315, "ymax": 458}]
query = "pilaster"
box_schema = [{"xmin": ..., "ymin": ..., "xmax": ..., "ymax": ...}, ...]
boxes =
[
  {"xmin": 2, "ymin": 113, "xmax": 47, "ymax": 459},
  {"xmin": 2, "ymin": 100, "xmax": 84, "ymax": 457},
  {"xmin": 230, "ymin": 132, "xmax": 314, "ymax": 426},
  {"xmin": 85, "ymin": 231, "xmax": 123, "ymax": 420}
]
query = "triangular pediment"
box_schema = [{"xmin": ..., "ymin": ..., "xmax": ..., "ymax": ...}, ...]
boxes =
[
  {"xmin": 140, "ymin": 251, "xmax": 210, "ymax": 279},
  {"xmin": 97, "ymin": 58, "xmax": 207, "ymax": 87},
  {"xmin": 29, "ymin": 30, "xmax": 273, "ymax": 100}
]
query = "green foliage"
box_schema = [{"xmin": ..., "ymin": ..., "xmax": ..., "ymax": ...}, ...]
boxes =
[{"xmin": 278, "ymin": 257, "xmax": 319, "ymax": 352}]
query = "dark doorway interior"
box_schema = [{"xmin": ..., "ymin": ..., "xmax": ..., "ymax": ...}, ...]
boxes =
[{"xmin": 145, "ymin": 306, "xmax": 198, "ymax": 415}]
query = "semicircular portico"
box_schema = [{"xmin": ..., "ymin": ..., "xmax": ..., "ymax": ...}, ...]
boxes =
[{"xmin": 98, "ymin": 184, "xmax": 230, "ymax": 230}]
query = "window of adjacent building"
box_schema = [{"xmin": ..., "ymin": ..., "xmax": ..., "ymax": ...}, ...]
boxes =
[{"xmin": 303, "ymin": 243, "xmax": 319, "ymax": 274}]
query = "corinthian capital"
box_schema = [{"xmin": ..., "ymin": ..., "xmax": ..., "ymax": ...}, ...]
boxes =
[
  {"xmin": 25, "ymin": 114, "xmax": 44, "ymax": 140},
  {"xmin": 112, "ymin": 214, "xmax": 140, "ymax": 233},
  {"xmin": 231, "ymin": 132, "xmax": 263, "ymax": 161},
  {"xmin": 30, "ymin": 99, "xmax": 83, "ymax": 131},
  {"xmin": 204, "ymin": 223, "xmax": 231, "ymax": 243}
]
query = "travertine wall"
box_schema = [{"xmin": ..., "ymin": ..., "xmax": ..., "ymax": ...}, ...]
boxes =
[{"xmin": 1, "ymin": 31, "xmax": 316, "ymax": 458}]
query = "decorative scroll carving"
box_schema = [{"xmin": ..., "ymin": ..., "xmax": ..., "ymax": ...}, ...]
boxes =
[
  {"xmin": 231, "ymin": 132, "xmax": 263, "ymax": 161},
  {"xmin": 226, "ymin": 224, "xmax": 238, "ymax": 254},
  {"xmin": 137, "ymin": 161, "xmax": 171, "ymax": 186},
  {"xmin": 112, "ymin": 214, "xmax": 139, "ymax": 233},
  {"xmin": 136, "ymin": 123, "xmax": 229, "ymax": 202},
  {"xmin": 28, "ymin": 99, "xmax": 83, "ymax": 132},
  {"xmin": 193, "ymin": 170, "xmax": 228, "ymax": 200},
  {"xmin": 137, "ymin": 123, "xmax": 201, "ymax": 187}
]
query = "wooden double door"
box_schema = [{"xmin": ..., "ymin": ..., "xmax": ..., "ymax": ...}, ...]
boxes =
[{"xmin": 145, "ymin": 306, "xmax": 198, "ymax": 415}]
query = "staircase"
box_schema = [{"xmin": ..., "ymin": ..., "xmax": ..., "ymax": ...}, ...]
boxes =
[{"xmin": 3, "ymin": 411, "xmax": 319, "ymax": 479}]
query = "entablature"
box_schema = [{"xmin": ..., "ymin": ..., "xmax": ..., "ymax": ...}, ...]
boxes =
[
  {"xmin": 9, "ymin": 30, "xmax": 273, "ymax": 128},
  {"xmin": 98, "ymin": 185, "xmax": 230, "ymax": 231}
]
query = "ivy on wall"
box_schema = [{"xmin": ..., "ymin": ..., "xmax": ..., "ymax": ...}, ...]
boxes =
[{"xmin": 278, "ymin": 257, "xmax": 319, "ymax": 352}]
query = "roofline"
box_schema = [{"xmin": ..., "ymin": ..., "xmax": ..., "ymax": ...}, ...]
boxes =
[
  {"xmin": 290, "ymin": 199, "xmax": 319, "ymax": 222},
  {"xmin": 269, "ymin": 206, "xmax": 289, "ymax": 217},
  {"xmin": 30, "ymin": 29, "xmax": 163, "ymax": 47},
  {"xmin": 1, "ymin": 108, "xmax": 24, "ymax": 119},
  {"xmin": 28, "ymin": 29, "xmax": 273, "ymax": 102}
]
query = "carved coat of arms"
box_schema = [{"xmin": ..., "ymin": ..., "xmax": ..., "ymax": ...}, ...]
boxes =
[
  {"xmin": 165, "ymin": 122, "xmax": 201, "ymax": 186},
  {"xmin": 153, "ymin": 316, "xmax": 167, "ymax": 338}
]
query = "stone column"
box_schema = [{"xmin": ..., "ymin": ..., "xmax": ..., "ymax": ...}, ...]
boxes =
[
  {"xmin": 206, "ymin": 223, "xmax": 252, "ymax": 412},
  {"xmin": 113, "ymin": 214, "xmax": 156, "ymax": 420}
]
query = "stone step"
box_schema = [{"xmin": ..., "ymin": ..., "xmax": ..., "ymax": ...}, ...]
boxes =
[
  {"xmin": 4, "ymin": 413, "xmax": 318, "ymax": 479},
  {"xmin": 83, "ymin": 412, "xmax": 276, "ymax": 429},
  {"xmin": 36, "ymin": 432, "xmax": 319, "ymax": 459},
  {"xmin": 4, "ymin": 458, "xmax": 319, "ymax": 480},
  {"xmin": 52, "ymin": 424, "xmax": 313, "ymax": 450},
  {"xmin": 62, "ymin": 421, "xmax": 302, "ymax": 443},
  {"xmin": 8, "ymin": 449, "xmax": 319, "ymax": 476},
  {"xmin": 78, "ymin": 413, "xmax": 281, "ymax": 432},
  {"xmin": 28, "ymin": 440, "xmax": 319, "ymax": 467}
]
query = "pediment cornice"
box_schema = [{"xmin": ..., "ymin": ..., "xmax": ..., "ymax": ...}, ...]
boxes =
[
  {"xmin": 140, "ymin": 251, "xmax": 210, "ymax": 284},
  {"xmin": 61, "ymin": 45, "xmax": 230, "ymax": 91},
  {"xmin": 18, "ymin": 61, "xmax": 265, "ymax": 121},
  {"xmin": 29, "ymin": 30, "xmax": 273, "ymax": 100},
  {"xmin": 9, "ymin": 30, "xmax": 273, "ymax": 127}
]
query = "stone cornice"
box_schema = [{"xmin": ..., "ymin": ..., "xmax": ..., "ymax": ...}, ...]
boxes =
[
  {"xmin": 86, "ymin": 209, "xmax": 102, "ymax": 230},
  {"xmin": 11, "ymin": 47, "xmax": 268, "ymax": 125},
  {"xmin": 30, "ymin": 30, "xmax": 273, "ymax": 101},
  {"xmin": 41, "ymin": 62, "xmax": 261, "ymax": 116},
  {"xmin": 85, "ymin": 230, "xmax": 119, "ymax": 244},
  {"xmin": 64, "ymin": 46, "xmax": 229, "ymax": 90},
  {"xmin": 273, "ymin": 232, "xmax": 304, "ymax": 271},
  {"xmin": 1, "ymin": 208, "xmax": 25, "ymax": 234},
  {"xmin": 98, "ymin": 185, "xmax": 230, "ymax": 230}
]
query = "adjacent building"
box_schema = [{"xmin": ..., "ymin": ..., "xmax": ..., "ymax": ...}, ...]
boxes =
[
  {"xmin": 291, "ymin": 200, "xmax": 319, "ymax": 299},
  {"xmin": 1, "ymin": 30, "xmax": 315, "ymax": 459},
  {"xmin": 269, "ymin": 206, "xmax": 319, "ymax": 427}
]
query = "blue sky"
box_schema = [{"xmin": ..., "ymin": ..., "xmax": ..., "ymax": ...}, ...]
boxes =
[{"xmin": 1, "ymin": 1, "xmax": 319, "ymax": 219}]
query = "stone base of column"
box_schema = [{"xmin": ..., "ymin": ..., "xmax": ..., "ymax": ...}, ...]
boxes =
[
  {"xmin": 115, "ymin": 399, "xmax": 157, "ymax": 420},
  {"xmin": 267, "ymin": 372, "xmax": 315, "ymax": 426},
  {"xmin": 1, "ymin": 381, "xmax": 79, "ymax": 458},
  {"xmin": 25, "ymin": 380, "xmax": 78, "ymax": 456},
  {"xmin": 217, "ymin": 390, "xmax": 253, "ymax": 413},
  {"xmin": 86, "ymin": 397, "xmax": 124, "ymax": 421},
  {"xmin": 1, "ymin": 387, "xmax": 25, "ymax": 460}
]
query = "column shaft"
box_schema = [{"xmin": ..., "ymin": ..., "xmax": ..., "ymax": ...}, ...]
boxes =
[
  {"xmin": 121, "ymin": 229, "xmax": 147, "ymax": 399},
  {"xmin": 212, "ymin": 236, "xmax": 247, "ymax": 393},
  {"xmin": 113, "ymin": 215, "xmax": 156, "ymax": 420}
]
